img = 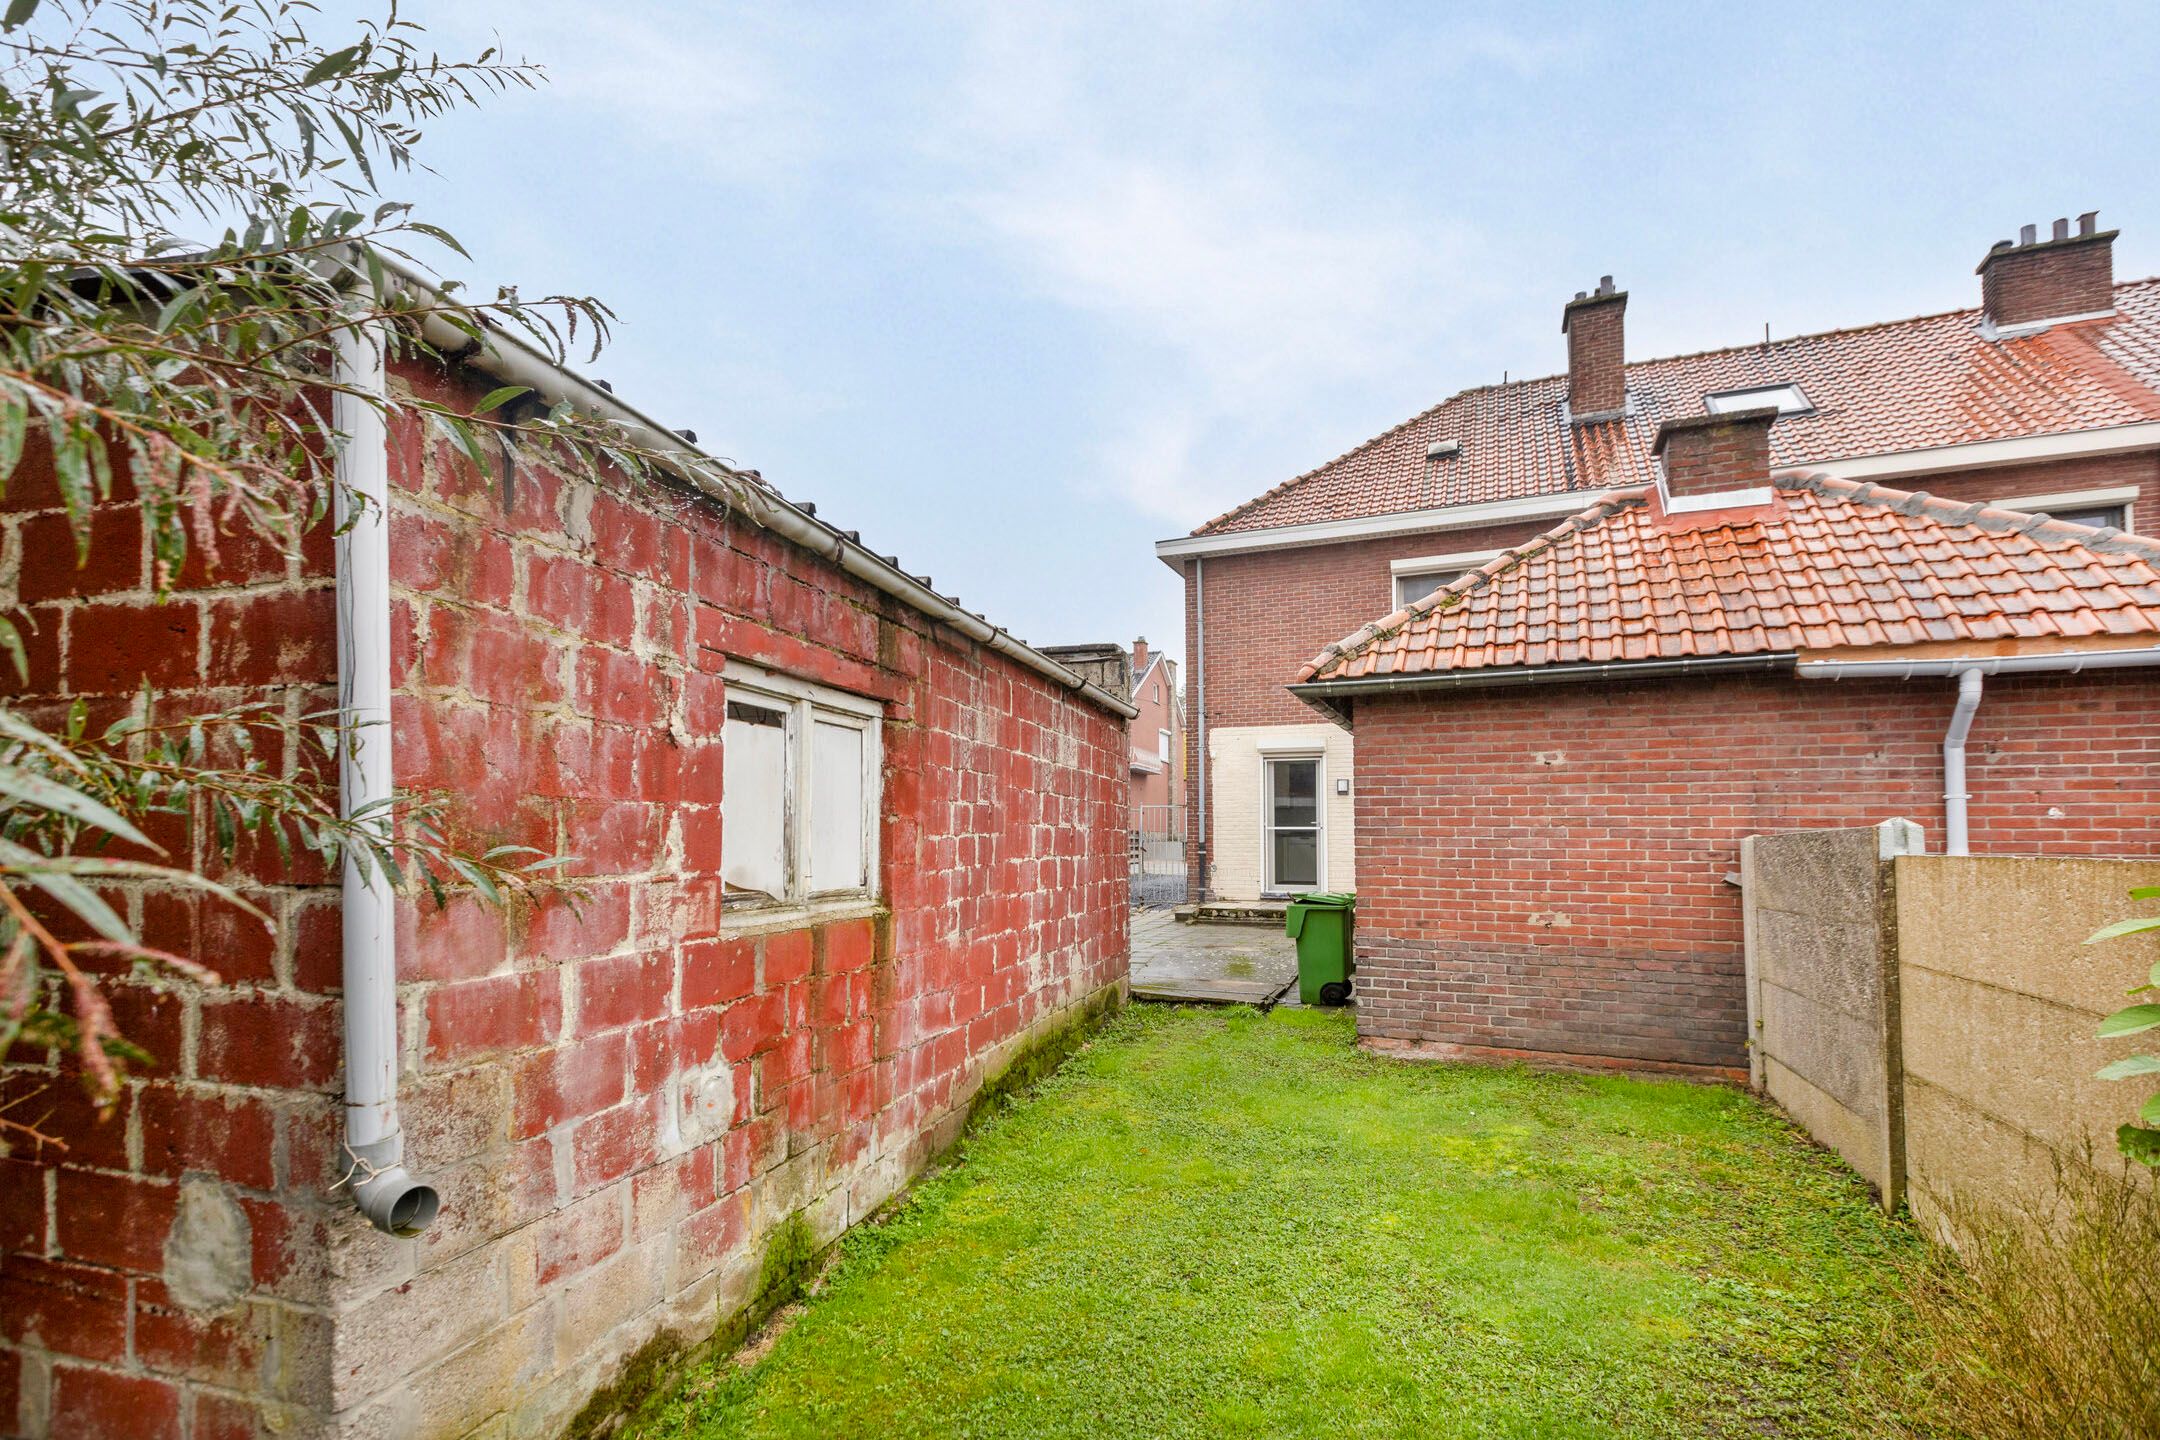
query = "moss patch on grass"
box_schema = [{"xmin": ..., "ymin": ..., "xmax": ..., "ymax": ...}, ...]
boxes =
[{"xmin": 631, "ymin": 1006, "xmax": 1927, "ymax": 1439}]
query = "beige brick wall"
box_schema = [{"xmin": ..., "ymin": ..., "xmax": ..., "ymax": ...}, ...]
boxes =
[{"xmin": 1206, "ymin": 724, "xmax": 1357, "ymax": 901}]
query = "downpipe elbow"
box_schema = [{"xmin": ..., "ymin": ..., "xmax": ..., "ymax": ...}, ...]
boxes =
[{"xmin": 344, "ymin": 1137, "xmax": 440, "ymax": 1237}]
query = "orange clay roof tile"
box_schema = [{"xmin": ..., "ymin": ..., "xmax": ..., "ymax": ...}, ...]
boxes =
[
  {"xmin": 1202, "ymin": 278, "xmax": 2160, "ymax": 537},
  {"xmin": 1295, "ymin": 476, "xmax": 2160, "ymax": 684}
]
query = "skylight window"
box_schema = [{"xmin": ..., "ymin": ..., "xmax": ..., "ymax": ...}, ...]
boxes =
[{"xmin": 1703, "ymin": 384, "xmax": 1812, "ymax": 416}]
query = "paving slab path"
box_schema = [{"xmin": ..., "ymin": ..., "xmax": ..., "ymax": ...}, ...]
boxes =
[{"xmin": 1128, "ymin": 907, "xmax": 1297, "ymax": 1006}]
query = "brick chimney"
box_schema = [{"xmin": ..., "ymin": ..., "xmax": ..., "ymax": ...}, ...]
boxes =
[
  {"xmin": 1132, "ymin": 636, "xmax": 1149, "ymax": 675},
  {"xmin": 1978, "ymin": 212, "xmax": 2116, "ymax": 328},
  {"xmin": 1653, "ymin": 407, "xmax": 1776, "ymax": 501},
  {"xmin": 1563, "ymin": 276, "xmax": 1627, "ymax": 421}
]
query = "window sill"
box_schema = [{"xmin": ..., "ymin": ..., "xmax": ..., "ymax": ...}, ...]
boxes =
[{"xmin": 719, "ymin": 896, "xmax": 885, "ymax": 939}]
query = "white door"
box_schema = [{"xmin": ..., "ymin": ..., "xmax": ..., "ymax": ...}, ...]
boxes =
[{"xmin": 1263, "ymin": 756, "xmax": 1321, "ymax": 894}]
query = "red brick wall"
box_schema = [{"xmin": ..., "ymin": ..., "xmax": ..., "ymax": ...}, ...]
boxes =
[
  {"xmin": 1908, "ymin": 449, "xmax": 2160, "ymax": 533},
  {"xmin": 0, "ymin": 361, "xmax": 1129, "ymax": 1437},
  {"xmin": 1348, "ymin": 668, "xmax": 2160, "ymax": 1072},
  {"xmin": 1177, "ymin": 517, "xmax": 1557, "ymax": 894},
  {"xmin": 1564, "ymin": 292, "xmax": 1627, "ymax": 416},
  {"xmin": 1128, "ymin": 658, "xmax": 1179, "ymax": 813},
  {"xmin": 1658, "ymin": 412, "xmax": 1774, "ymax": 497},
  {"xmin": 1979, "ymin": 233, "xmax": 2115, "ymax": 327},
  {"xmin": 1176, "ymin": 447, "xmax": 2160, "ymax": 898}
]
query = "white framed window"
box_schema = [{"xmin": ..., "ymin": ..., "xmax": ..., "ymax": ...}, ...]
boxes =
[
  {"xmin": 1999, "ymin": 485, "xmax": 2139, "ymax": 535},
  {"xmin": 2051, "ymin": 503, "xmax": 2128, "ymax": 531},
  {"xmin": 1703, "ymin": 383, "xmax": 1812, "ymax": 416},
  {"xmin": 721, "ymin": 660, "xmax": 881, "ymax": 914},
  {"xmin": 1158, "ymin": 728, "xmax": 1173, "ymax": 768},
  {"xmin": 1261, "ymin": 753, "xmax": 1323, "ymax": 895},
  {"xmin": 1391, "ymin": 549, "xmax": 1500, "ymax": 609}
]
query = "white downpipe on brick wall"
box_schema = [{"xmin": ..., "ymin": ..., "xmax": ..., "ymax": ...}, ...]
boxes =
[
  {"xmin": 333, "ymin": 322, "xmax": 439, "ymax": 1236},
  {"xmin": 1941, "ymin": 668, "xmax": 1983, "ymax": 857},
  {"xmin": 1194, "ymin": 556, "xmax": 1207, "ymax": 901},
  {"xmin": 1799, "ymin": 646, "xmax": 2160, "ymax": 857}
]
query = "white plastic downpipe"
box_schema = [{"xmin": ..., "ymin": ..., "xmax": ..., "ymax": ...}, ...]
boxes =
[
  {"xmin": 1193, "ymin": 556, "xmax": 1207, "ymax": 901},
  {"xmin": 1942, "ymin": 668, "xmax": 1984, "ymax": 857},
  {"xmin": 332, "ymin": 322, "xmax": 439, "ymax": 1236},
  {"xmin": 1802, "ymin": 648, "xmax": 2160, "ymax": 858}
]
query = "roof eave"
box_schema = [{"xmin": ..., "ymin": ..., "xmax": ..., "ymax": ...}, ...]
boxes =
[{"xmin": 1291, "ymin": 651, "xmax": 1799, "ymax": 719}]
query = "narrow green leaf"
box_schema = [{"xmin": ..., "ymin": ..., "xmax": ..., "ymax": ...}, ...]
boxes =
[
  {"xmin": 2098, "ymin": 1004, "xmax": 2160, "ymax": 1039},
  {"xmin": 0, "ymin": 389, "xmax": 26, "ymax": 485},
  {"xmin": 2125, "ymin": 885, "xmax": 2160, "ymax": 901},
  {"xmin": 474, "ymin": 385, "xmax": 530, "ymax": 415},
  {"xmin": 152, "ymin": 283, "xmax": 204, "ymax": 334},
  {"xmin": 1, "ymin": 0, "xmax": 41, "ymax": 33},
  {"xmin": 0, "ymin": 709, "xmax": 81, "ymax": 770},
  {"xmin": 0, "ymin": 617, "xmax": 26, "ymax": 687},
  {"xmin": 303, "ymin": 43, "xmax": 365, "ymax": 85},
  {"xmin": 2097, "ymin": 1053, "xmax": 2160, "ymax": 1081},
  {"xmin": 407, "ymin": 222, "xmax": 470, "ymax": 260},
  {"xmin": 0, "ymin": 837, "xmax": 131, "ymax": 944},
  {"xmin": 445, "ymin": 856, "xmax": 502, "ymax": 906},
  {"xmin": 2086, "ymin": 915, "xmax": 2160, "ymax": 945},
  {"xmin": 2139, "ymin": 1092, "xmax": 2160, "ymax": 1125},
  {"xmin": 0, "ymin": 763, "xmax": 156, "ymax": 849}
]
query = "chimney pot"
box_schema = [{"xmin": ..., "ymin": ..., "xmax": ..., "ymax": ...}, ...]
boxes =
[
  {"xmin": 2020, "ymin": 223, "xmax": 2037, "ymax": 245},
  {"xmin": 1597, "ymin": 275, "xmax": 1614, "ymax": 294},
  {"xmin": 1977, "ymin": 210, "xmax": 2117, "ymax": 327}
]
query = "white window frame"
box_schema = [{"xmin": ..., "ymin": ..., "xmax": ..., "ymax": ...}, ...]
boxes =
[
  {"xmin": 1997, "ymin": 484, "xmax": 2139, "ymax": 533},
  {"xmin": 1390, "ymin": 549, "xmax": 1501, "ymax": 609},
  {"xmin": 720, "ymin": 659, "xmax": 882, "ymax": 924},
  {"xmin": 1259, "ymin": 749, "xmax": 1325, "ymax": 897},
  {"xmin": 1703, "ymin": 383, "xmax": 1813, "ymax": 416}
]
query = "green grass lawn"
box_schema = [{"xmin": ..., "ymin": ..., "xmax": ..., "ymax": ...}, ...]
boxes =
[{"xmin": 634, "ymin": 1006, "xmax": 1927, "ymax": 1440}]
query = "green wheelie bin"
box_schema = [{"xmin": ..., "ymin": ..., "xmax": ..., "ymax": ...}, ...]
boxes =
[{"xmin": 1286, "ymin": 892, "xmax": 1355, "ymax": 1006}]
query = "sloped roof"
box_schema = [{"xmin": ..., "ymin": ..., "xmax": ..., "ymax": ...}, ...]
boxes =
[
  {"xmin": 1296, "ymin": 476, "xmax": 2160, "ymax": 685},
  {"xmin": 1202, "ymin": 278, "xmax": 2160, "ymax": 537}
]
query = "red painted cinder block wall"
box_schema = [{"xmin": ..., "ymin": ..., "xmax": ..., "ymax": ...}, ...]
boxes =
[
  {"xmin": 0, "ymin": 358, "xmax": 1129, "ymax": 1438},
  {"xmin": 1346, "ymin": 669, "xmax": 2160, "ymax": 1074}
]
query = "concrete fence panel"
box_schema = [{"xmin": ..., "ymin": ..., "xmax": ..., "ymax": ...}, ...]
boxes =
[
  {"xmin": 1742, "ymin": 819, "xmax": 1920, "ymax": 1208},
  {"xmin": 1893, "ymin": 855, "xmax": 2160, "ymax": 1234},
  {"xmin": 1747, "ymin": 830, "xmax": 2160, "ymax": 1236}
]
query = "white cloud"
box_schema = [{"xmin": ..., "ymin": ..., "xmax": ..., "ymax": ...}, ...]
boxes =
[
  {"xmin": 432, "ymin": 1, "xmax": 824, "ymax": 189},
  {"xmin": 426, "ymin": 1, "xmax": 1577, "ymax": 528},
  {"xmin": 914, "ymin": 2, "xmax": 1550, "ymax": 525}
]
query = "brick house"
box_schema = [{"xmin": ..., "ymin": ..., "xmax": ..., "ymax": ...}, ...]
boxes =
[
  {"xmin": 1295, "ymin": 459, "xmax": 2160, "ymax": 1074},
  {"xmin": 0, "ymin": 294, "xmax": 1134, "ymax": 1435},
  {"xmin": 1126, "ymin": 638, "xmax": 1182, "ymax": 816},
  {"xmin": 1158, "ymin": 213, "xmax": 2160, "ymax": 911}
]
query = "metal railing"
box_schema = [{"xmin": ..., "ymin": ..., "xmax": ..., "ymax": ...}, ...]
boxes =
[{"xmin": 1130, "ymin": 803, "xmax": 1188, "ymax": 907}]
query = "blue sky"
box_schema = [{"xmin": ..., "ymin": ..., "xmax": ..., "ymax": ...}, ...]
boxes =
[{"xmin": 385, "ymin": 1, "xmax": 2160, "ymax": 670}]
